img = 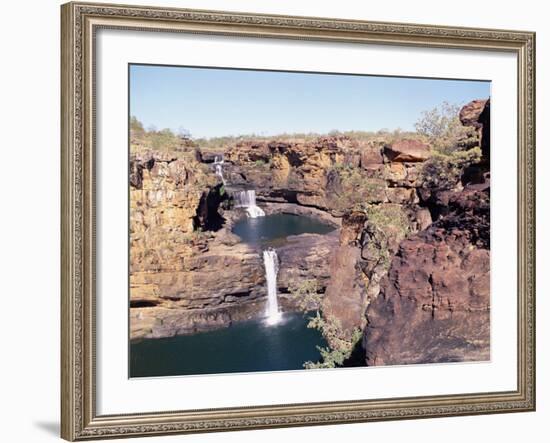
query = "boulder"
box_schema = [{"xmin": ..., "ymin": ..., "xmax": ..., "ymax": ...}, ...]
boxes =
[
  {"xmin": 384, "ymin": 140, "xmax": 431, "ymax": 162},
  {"xmin": 277, "ymin": 231, "xmax": 340, "ymax": 309},
  {"xmin": 459, "ymin": 99, "xmax": 488, "ymax": 128},
  {"xmin": 386, "ymin": 187, "xmax": 418, "ymax": 204},
  {"xmin": 360, "ymin": 147, "xmax": 384, "ymax": 169},
  {"xmin": 414, "ymin": 208, "xmax": 433, "ymax": 231}
]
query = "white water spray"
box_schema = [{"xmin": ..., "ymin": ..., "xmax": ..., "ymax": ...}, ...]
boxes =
[
  {"xmin": 213, "ymin": 155, "xmax": 226, "ymax": 185},
  {"xmin": 263, "ymin": 248, "xmax": 282, "ymax": 325},
  {"xmin": 234, "ymin": 190, "xmax": 265, "ymax": 218}
]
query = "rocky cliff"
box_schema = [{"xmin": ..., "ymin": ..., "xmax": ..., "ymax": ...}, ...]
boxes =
[
  {"xmin": 129, "ymin": 98, "xmax": 491, "ymax": 368},
  {"xmin": 129, "ymin": 151, "xmax": 337, "ymax": 339},
  {"xmin": 130, "ymin": 151, "xmax": 263, "ymax": 339},
  {"xmin": 364, "ymin": 99, "xmax": 491, "ymax": 365},
  {"xmin": 224, "ymin": 136, "xmax": 435, "ymax": 215}
]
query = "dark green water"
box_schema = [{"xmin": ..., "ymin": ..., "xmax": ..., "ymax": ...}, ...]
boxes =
[
  {"xmin": 130, "ymin": 313, "xmax": 325, "ymax": 377},
  {"xmin": 232, "ymin": 213, "xmax": 335, "ymax": 245}
]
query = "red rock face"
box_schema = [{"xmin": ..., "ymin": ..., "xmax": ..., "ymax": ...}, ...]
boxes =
[
  {"xmin": 459, "ymin": 99, "xmax": 488, "ymax": 128},
  {"xmin": 365, "ymin": 224, "xmax": 490, "ymax": 366},
  {"xmin": 322, "ymin": 212, "xmax": 368, "ymax": 341},
  {"xmin": 360, "ymin": 147, "xmax": 384, "ymax": 169},
  {"xmin": 364, "ymin": 98, "xmax": 491, "ymax": 366},
  {"xmin": 364, "ymin": 179, "xmax": 490, "ymax": 365},
  {"xmin": 384, "ymin": 139, "xmax": 431, "ymax": 162},
  {"xmin": 460, "ymin": 99, "xmax": 490, "ymax": 162}
]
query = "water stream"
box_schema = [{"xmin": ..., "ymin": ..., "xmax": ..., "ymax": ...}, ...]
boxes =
[
  {"xmin": 233, "ymin": 190, "xmax": 265, "ymax": 218},
  {"xmin": 213, "ymin": 155, "xmax": 226, "ymax": 185},
  {"xmin": 263, "ymin": 248, "xmax": 282, "ymax": 325}
]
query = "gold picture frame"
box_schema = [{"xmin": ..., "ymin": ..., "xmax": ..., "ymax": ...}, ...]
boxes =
[{"xmin": 61, "ymin": 1, "xmax": 536, "ymax": 440}]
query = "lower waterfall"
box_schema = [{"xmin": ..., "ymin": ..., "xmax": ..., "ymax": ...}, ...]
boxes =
[{"xmin": 263, "ymin": 248, "xmax": 282, "ymax": 325}]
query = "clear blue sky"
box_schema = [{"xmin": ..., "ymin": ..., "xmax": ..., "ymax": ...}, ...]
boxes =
[{"xmin": 130, "ymin": 64, "xmax": 490, "ymax": 139}]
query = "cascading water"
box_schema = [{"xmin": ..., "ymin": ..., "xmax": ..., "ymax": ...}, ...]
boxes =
[
  {"xmin": 213, "ymin": 155, "xmax": 226, "ymax": 185},
  {"xmin": 234, "ymin": 190, "xmax": 265, "ymax": 218},
  {"xmin": 263, "ymin": 248, "xmax": 282, "ymax": 325}
]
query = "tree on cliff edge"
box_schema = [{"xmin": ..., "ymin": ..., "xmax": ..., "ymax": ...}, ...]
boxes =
[{"xmin": 415, "ymin": 101, "xmax": 478, "ymax": 154}]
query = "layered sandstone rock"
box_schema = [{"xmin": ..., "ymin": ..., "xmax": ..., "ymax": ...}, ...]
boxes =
[
  {"xmin": 130, "ymin": 227, "xmax": 338, "ymax": 340},
  {"xmin": 130, "ymin": 239, "xmax": 268, "ymax": 339},
  {"xmin": 224, "ymin": 136, "xmax": 428, "ymax": 216},
  {"xmin": 363, "ymin": 98, "xmax": 491, "ymax": 366},
  {"xmin": 129, "ymin": 151, "xmax": 268, "ymax": 340}
]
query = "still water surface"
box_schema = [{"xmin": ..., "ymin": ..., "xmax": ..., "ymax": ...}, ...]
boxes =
[
  {"xmin": 232, "ymin": 213, "xmax": 335, "ymax": 245},
  {"xmin": 130, "ymin": 312, "xmax": 325, "ymax": 377}
]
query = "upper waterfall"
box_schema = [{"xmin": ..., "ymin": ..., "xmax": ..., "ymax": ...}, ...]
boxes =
[
  {"xmin": 213, "ymin": 155, "xmax": 226, "ymax": 185},
  {"xmin": 234, "ymin": 190, "xmax": 265, "ymax": 218}
]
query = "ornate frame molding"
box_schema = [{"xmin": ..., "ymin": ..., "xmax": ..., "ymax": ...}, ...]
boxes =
[{"xmin": 61, "ymin": 2, "xmax": 536, "ymax": 440}]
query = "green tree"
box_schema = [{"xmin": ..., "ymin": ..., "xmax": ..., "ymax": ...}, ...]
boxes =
[
  {"xmin": 420, "ymin": 147, "xmax": 482, "ymax": 192},
  {"xmin": 130, "ymin": 116, "xmax": 144, "ymax": 134},
  {"xmin": 150, "ymin": 128, "xmax": 179, "ymax": 151},
  {"xmin": 289, "ymin": 279, "xmax": 362, "ymax": 369},
  {"xmin": 415, "ymin": 101, "xmax": 477, "ymax": 154}
]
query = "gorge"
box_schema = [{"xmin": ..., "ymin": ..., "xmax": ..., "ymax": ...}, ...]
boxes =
[{"xmin": 129, "ymin": 98, "xmax": 491, "ymax": 375}]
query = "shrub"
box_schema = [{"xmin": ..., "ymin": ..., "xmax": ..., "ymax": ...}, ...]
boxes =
[
  {"xmin": 254, "ymin": 159, "xmax": 270, "ymax": 168},
  {"xmin": 289, "ymin": 279, "xmax": 363, "ymax": 369},
  {"xmin": 289, "ymin": 279, "xmax": 323, "ymax": 311},
  {"xmin": 303, "ymin": 315, "xmax": 362, "ymax": 369},
  {"xmin": 130, "ymin": 115, "xmax": 144, "ymax": 134},
  {"xmin": 366, "ymin": 204, "xmax": 410, "ymax": 240},
  {"xmin": 421, "ymin": 147, "xmax": 482, "ymax": 191},
  {"xmin": 326, "ymin": 164, "xmax": 387, "ymax": 211},
  {"xmin": 149, "ymin": 128, "xmax": 179, "ymax": 151},
  {"xmin": 415, "ymin": 102, "xmax": 478, "ymax": 154},
  {"xmin": 130, "ymin": 117, "xmax": 197, "ymax": 153},
  {"xmin": 360, "ymin": 204, "xmax": 411, "ymax": 277}
]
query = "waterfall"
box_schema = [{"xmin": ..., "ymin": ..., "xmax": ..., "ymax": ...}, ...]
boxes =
[
  {"xmin": 263, "ymin": 248, "xmax": 282, "ymax": 325},
  {"xmin": 234, "ymin": 190, "xmax": 265, "ymax": 218},
  {"xmin": 213, "ymin": 155, "xmax": 226, "ymax": 185}
]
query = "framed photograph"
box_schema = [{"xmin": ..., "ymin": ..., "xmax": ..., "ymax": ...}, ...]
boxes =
[{"xmin": 61, "ymin": 1, "xmax": 536, "ymax": 440}]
